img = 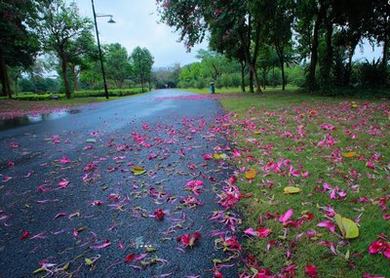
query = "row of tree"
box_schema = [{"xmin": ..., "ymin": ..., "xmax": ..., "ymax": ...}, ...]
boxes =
[
  {"xmin": 156, "ymin": 0, "xmax": 389, "ymax": 93},
  {"xmin": 0, "ymin": 0, "xmax": 154, "ymax": 98},
  {"xmin": 174, "ymin": 49, "xmax": 304, "ymax": 89}
]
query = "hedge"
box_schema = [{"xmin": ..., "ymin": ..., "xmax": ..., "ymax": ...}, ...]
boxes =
[{"xmin": 4, "ymin": 88, "xmax": 147, "ymax": 101}]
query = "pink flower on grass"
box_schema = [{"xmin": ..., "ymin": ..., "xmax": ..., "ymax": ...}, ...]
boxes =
[
  {"xmin": 217, "ymin": 184, "xmax": 241, "ymax": 209},
  {"xmin": 279, "ymin": 209, "xmax": 293, "ymax": 225},
  {"xmin": 317, "ymin": 220, "xmax": 336, "ymax": 233},
  {"xmin": 368, "ymin": 239, "xmax": 390, "ymax": 259},
  {"xmin": 320, "ymin": 123, "xmax": 336, "ymax": 131},
  {"xmin": 317, "ymin": 134, "xmax": 336, "ymax": 147},
  {"xmin": 322, "ymin": 183, "xmax": 347, "ymax": 200},
  {"xmin": 305, "ymin": 264, "xmax": 318, "ymax": 278},
  {"xmin": 244, "ymin": 227, "xmax": 272, "ymax": 238}
]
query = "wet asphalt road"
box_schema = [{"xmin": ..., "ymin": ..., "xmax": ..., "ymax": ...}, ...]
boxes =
[{"xmin": 0, "ymin": 89, "xmax": 238, "ymax": 278}]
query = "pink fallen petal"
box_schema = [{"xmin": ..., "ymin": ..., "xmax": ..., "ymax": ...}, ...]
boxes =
[
  {"xmin": 91, "ymin": 240, "xmax": 111, "ymax": 249},
  {"xmin": 279, "ymin": 209, "xmax": 294, "ymax": 224},
  {"xmin": 232, "ymin": 149, "xmax": 241, "ymax": 157},
  {"xmin": 2, "ymin": 176, "xmax": 12, "ymax": 183},
  {"xmin": 257, "ymin": 227, "xmax": 272, "ymax": 238},
  {"xmin": 134, "ymin": 253, "xmax": 148, "ymax": 262},
  {"xmin": 58, "ymin": 156, "xmax": 71, "ymax": 164},
  {"xmin": 317, "ymin": 220, "xmax": 336, "ymax": 233},
  {"xmin": 58, "ymin": 178, "xmax": 70, "ymax": 189},
  {"xmin": 244, "ymin": 228, "xmax": 258, "ymax": 237},
  {"xmin": 203, "ymin": 153, "xmax": 212, "ymax": 160}
]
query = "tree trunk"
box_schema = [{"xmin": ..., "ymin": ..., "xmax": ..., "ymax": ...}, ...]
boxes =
[
  {"xmin": 308, "ymin": 2, "xmax": 325, "ymax": 91},
  {"xmin": 276, "ymin": 46, "xmax": 286, "ymax": 90},
  {"xmin": 383, "ymin": 17, "xmax": 389, "ymax": 69},
  {"xmin": 253, "ymin": 66, "xmax": 262, "ymax": 93},
  {"xmin": 345, "ymin": 38, "xmax": 359, "ymax": 86},
  {"xmin": 281, "ymin": 59, "xmax": 285, "ymax": 90},
  {"xmin": 61, "ymin": 55, "xmax": 71, "ymax": 99},
  {"xmin": 14, "ymin": 74, "xmax": 19, "ymax": 96},
  {"xmin": 249, "ymin": 68, "xmax": 254, "ymax": 93},
  {"xmin": 383, "ymin": 35, "xmax": 388, "ymax": 69},
  {"xmin": 252, "ymin": 22, "xmax": 262, "ymax": 94},
  {"xmin": 321, "ymin": 19, "xmax": 333, "ymax": 87},
  {"xmin": 240, "ymin": 61, "xmax": 246, "ymax": 93},
  {"xmin": 0, "ymin": 49, "xmax": 12, "ymax": 98}
]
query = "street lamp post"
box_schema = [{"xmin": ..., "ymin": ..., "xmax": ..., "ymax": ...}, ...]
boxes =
[{"xmin": 90, "ymin": 0, "xmax": 115, "ymax": 99}]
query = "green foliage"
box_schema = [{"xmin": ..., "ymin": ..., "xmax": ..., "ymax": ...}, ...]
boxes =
[
  {"xmin": 104, "ymin": 43, "xmax": 132, "ymax": 88},
  {"xmin": 130, "ymin": 47, "xmax": 154, "ymax": 91},
  {"xmin": 74, "ymin": 88, "xmax": 145, "ymax": 97},
  {"xmin": 358, "ymin": 59, "xmax": 388, "ymax": 88},
  {"xmin": 157, "ymin": 0, "xmax": 389, "ymax": 94},
  {"xmin": 178, "ymin": 50, "xmax": 242, "ymax": 89},
  {"xmin": 9, "ymin": 87, "xmax": 146, "ymax": 101},
  {"xmin": 0, "ymin": 0, "xmax": 40, "ymax": 97},
  {"xmin": 38, "ymin": 0, "xmax": 93, "ymax": 98},
  {"xmin": 18, "ymin": 77, "xmax": 59, "ymax": 93}
]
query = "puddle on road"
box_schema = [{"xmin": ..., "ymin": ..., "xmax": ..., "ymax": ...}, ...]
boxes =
[{"xmin": 0, "ymin": 110, "xmax": 81, "ymax": 131}]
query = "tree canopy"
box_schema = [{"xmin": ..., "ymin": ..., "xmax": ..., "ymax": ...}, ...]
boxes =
[
  {"xmin": 0, "ymin": 0, "xmax": 40, "ymax": 97},
  {"xmin": 157, "ymin": 0, "xmax": 390, "ymax": 93},
  {"xmin": 130, "ymin": 47, "xmax": 154, "ymax": 92}
]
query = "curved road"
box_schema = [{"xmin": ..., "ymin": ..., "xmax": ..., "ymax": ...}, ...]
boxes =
[{"xmin": 0, "ymin": 89, "xmax": 237, "ymax": 277}]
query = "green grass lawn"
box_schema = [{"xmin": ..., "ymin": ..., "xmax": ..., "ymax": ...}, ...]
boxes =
[{"xmin": 220, "ymin": 89, "xmax": 389, "ymax": 277}]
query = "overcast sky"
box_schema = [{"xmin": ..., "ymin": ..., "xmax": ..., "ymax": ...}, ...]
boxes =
[
  {"xmin": 73, "ymin": 0, "xmax": 382, "ymax": 68},
  {"xmin": 74, "ymin": 0, "xmax": 207, "ymax": 68}
]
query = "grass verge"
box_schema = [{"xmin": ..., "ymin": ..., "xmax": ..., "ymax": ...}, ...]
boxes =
[{"xmin": 220, "ymin": 89, "xmax": 389, "ymax": 277}]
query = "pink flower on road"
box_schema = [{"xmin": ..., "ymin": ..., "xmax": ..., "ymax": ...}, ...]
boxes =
[
  {"xmin": 58, "ymin": 178, "xmax": 70, "ymax": 189},
  {"xmin": 185, "ymin": 180, "xmax": 204, "ymax": 196}
]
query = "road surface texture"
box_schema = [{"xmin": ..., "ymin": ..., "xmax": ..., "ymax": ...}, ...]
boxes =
[{"xmin": 0, "ymin": 90, "xmax": 238, "ymax": 277}]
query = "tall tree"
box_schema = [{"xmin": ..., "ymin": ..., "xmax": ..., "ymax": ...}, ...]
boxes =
[
  {"xmin": 67, "ymin": 30, "xmax": 97, "ymax": 91},
  {"xmin": 157, "ymin": 0, "xmax": 264, "ymax": 93},
  {"xmin": 104, "ymin": 43, "xmax": 132, "ymax": 88},
  {"xmin": 38, "ymin": 0, "xmax": 92, "ymax": 98},
  {"xmin": 0, "ymin": 0, "xmax": 40, "ymax": 98},
  {"xmin": 130, "ymin": 47, "xmax": 154, "ymax": 92},
  {"xmin": 261, "ymin": 0, "xmax": 295, "ymax": 90}
]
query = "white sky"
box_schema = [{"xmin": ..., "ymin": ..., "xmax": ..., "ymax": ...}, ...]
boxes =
[
  {"xmin": 74, "ymin": 0, "xmax": 207, "ymax": 68},
  {"xmin": 72, "ymin": 0, "xmax": 382, "ymax": 68}
]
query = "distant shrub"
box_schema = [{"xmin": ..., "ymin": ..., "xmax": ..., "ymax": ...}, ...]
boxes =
[
  {"xmin": 358, "ymin": 59, "xmax": 387, "ymax": 88},
  {"xmin": 9, "ymin": 88, "xmax": 146, "ymax": 101},
  {"xmin": 195, "ymin": 79, "xmax": 206, "ymax": 89},
  {"xmin": 15, "ymin": 94, "xmax": 64, "ymax": 101},
  {"xmin": 285, "ymin": 66, "xmax": 305, "ymax": 87},
  {"xmin": 74, "ymin": 88, "xmax": 145, "ymax": 97}
]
